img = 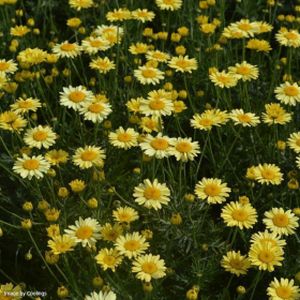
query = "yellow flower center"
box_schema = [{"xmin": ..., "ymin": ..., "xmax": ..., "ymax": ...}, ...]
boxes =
[
  {"xmin": 88, "ymin": 103, "xmax": 104, "ymax": 113},
  {"xmin": 141, "ymin": 68, "xmax": 156, "ymax": 78},
  {"xmin": 33, "ymin": 130, "xmax": 48, "ymax": 141},
  {"xmin": 285, "ymin": 31, "xmax": 298, "ymax": 40},
  {"xmin": 117, "ymin": 132, "xmax": 132, "ymax": 142},
  {"xmin": 236, "ymin": 66, "xmax": 250, "ymax": 75},
  {"xmin": 150, "ymin": 138, "xmax": 169, "ymax": 150},
  {"xmin": 0, "ymin": 295, "xmax": 13, "ymax": 300},
  {"xmin": 60, "ymin": 43, "xmax": 76, "ymax": 52},
  {"xmin": 80, "ymin": 150, "xmax": 98, "ymax": 161},
  {"xmin": 144, "ymin": 187, "xmax": 161, "ymax": 200},
  {"xmin": 229, "ymin": 259, "xmax": 244, "ymax": 270},
  {"xmin": 18, "ymin": 101, "xmax": 33, "ymax": 108},
  {"xmin": 261, "ymin": 169, "xmax": 275, "ymax": 180},
  {"xmin": 55, "ymin": 241, "xmax": 71, "ymax": 253},
  {"xmin": 176, "ymin": 141, "xmax": 192, "ymax": 153},
  {"xmin": 199, "ymin": 118, "xmax": 213, "ymax": 127},
  {"xmin": 142, "ymin": 262, "xmax": 158, "ymax": 274},
  {"xmin": 238, "ymin": 23, "xmax": 252, "ymax": 31},
  {"xmin": 258, "ymin": 250, "xmax": 274, "ymax": 263},
  {"xmin": 23, "ymin": 159, "xmax": 40, "ymax": 170},
  {"xmin": 95, "ymin": 60, "xmax": 109, "ymax": 69},
  {"xmin": 69, "ymin": 91, "xmax": 86, "ymax": 103},
  {"xmin": 90, "ymin": 40, "xmax": 104, "ymax": 47},
  {"xmin": 232, "ymin": 209, "xmax": 248, "ymax": 221},
  {"xmin": 176, "ymin": 59, "xmax": 190, "ymax": 69},
  {"xmin": 204, "ymin": 183, "xmax": 221, "ymax": 196},
  {"xmin": 117, "ymin": 212, "xmax": 132, "ymax": 222},
  {"xmin": 276, "ymin": 286, "xmax": 292, "ymax": 298},
  {"xmin": 217, "ymin": 75, "xmax": 231, "ymax": 84},
  {"xmin": 149, "ymin": 99, "xmax": 165, "ymax": 110},
  {"xmin": 284, "ymin": 86, "xmax": 299, "ymax": 97},
  {"xmin": 76, "ymin": 225, "xmax": 93, "ymax": 239},
  {"xmin": 103, "ymin": 255, "xmax": 116, "ymax": 266},
  {"xmin": 237, "ymin": 114, "xmax": 251, "ymax": 123},
  {"xmin": 0, "ymin": 62, "xmax": 9, "ymax": 71},
  {"xmin": 124, "ymin": 240, "xmax": 141, "ymax": 251},
  {"xmin": 296, "ymin": 139, "xmax": 300, "ymax": 146},
  {"xmin": 272, "ymin": 213, "xmax": 289, "ymax": 227}
]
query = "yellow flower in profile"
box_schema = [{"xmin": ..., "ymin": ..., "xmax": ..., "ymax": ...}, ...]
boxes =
[
  {"xmin": 253, "ymin": 164, "xmax": 283, "ymax": 185},
  {"xmin": 10, "ymin": 25, "xmax": 30, "ymax": 37},
  {"xmin": 24, "ymin": 125, "xmax": 57, "ymax": 149},
  {"xmin": 139, "ymin": 116, "xmax": 161, "ymax": 133},
  {"xmin": 275, "ymin": 82, "xmax": 300, "ymax": 106},
  {"xmin": 46, "ymin": 224, "xmax": 60, "ymax": 238},
  {"xmin": 249, "ymin": 242, "xmax": 284, "ymax": 272},
  {"xmin": 100, "ymin": 223, "xmax": 123, "ymax": 242},
  {"xmin": 262, "ymin": 103, "xmax": 292, "ymax": 125},
  {"xmin": 221, "ymin": 250, "xmax": 251, "ymax": 276},
  {"xmin": 69, "ymin": 0, "xmax": 94, "ymax": 10},
  {"xmin": 288, "ymin": 132, "xmax": 300, "ymax": 153},
  {"xmin": 267, "ymin": 278, "xmax": 300, "ymax": 300},
  {"xmin": 168, "ymin": 55, "xmax": 198, "ymax": 73},
  {"xmin": 89, "ymin": 57, "xmax": 115, "ymax": 74},
  {"xmin": 0, "ymin": 283, "xmax": 22, "ymax": 300},
  {"xmin": 229, "ymin": 61, "xmax": 259, "ymax": 82},
  {"xmin": 115, "ymin": 232, "xmax": 149, "ymax": 259},
  {"xmin": 228, "ymin": 19, "xmax": 258, "ymax": 38},
  {"xmin": 194, "ymin": 178, "xmax": 231, "ymax": 204},
  {"xmin": 276, "ymin": 29, "xmax": 300, "ymax": 48},
  {"xmin": 10, "ymin": 97, "xmax": 41, "ymax": 114},
  {"xmin": 250, "ymin": 230, "xmax": 286, "ymax": 248},
  {"xmin": 133, "ymin": 179, "xmax": 171, "ymax": 210},
  {"xmin": 65, "ymin": 217, "xmax": 101, "ymax": 247},
  {"xmin": 109, "ymin": 127, "xmax": 139, "ymax": 149},
  {"xmin": 72, "ymin": 145, "xmax": 106, "ymax": 169},
  {"xmin": 17, "ymin": 48, "xmax": 48, "ymax": 66},
  {"xmin": 246, "ymin": 38, "xmax": 272, "ymax": 52},
  {"xmin": 0, "ymin": 110, "xmax": 27, "ymax": 132},
  {"xmin": 106, "ymin": 8, "xmax": 131, "ymax": 22},
  {"xmin": 45, "ymin": 149, "xmax": 69, "ymax": 166},
  {"xmin": 95, "ymin": 248, "xmax": 123, "ymax": 272},
  {"xmin": 134, "ymin": 65, "xmax": 165, "ymax": 85},
  {"xmin": 155, "ymin": 0, "xmax": 182, "ymax": 10},
  {"xmin": 139, "ymin": 133, "xmax": 174, "ymax": 159},
  {"xmin": 112, "ymin": 206, "xmax": 139, "ymax": 224},
  {"xmin": 129, "ymin": 42, "xmax": 149, "ymax": 55},
  {"xmin": 146, "ymin": 50, "xmax": 170, "ymax": 63},
  {"xmin": 230, "ymin": 109, "xmax": 260, "ymax": 127},
  {"xmin": 52, "ymin": 41, "xmax": 81, "ymax": 58},
  {"xmin": 48, "ymin": 234, "xmax": 76, "ymax": 255},
  {"xmin": 169, "ymin": 137, "xmax": 200, "ymax": 162},
  {"xmin": 13, "ymin": 154, "xmax": 50, "ymax": 180},
  {"xmin": 209, "ymin": 70, "xmax": 239, "ymax": 88},
  {"xmin": 69, "ymin": 179, "xmax": 86, "ymax": 193},
  {"xmin": 221, "ymin": 201, "xmax": 257, "ymax": 229},
  {"xmin": 132, "ymin": 254, "xmax": 166, "ymax": 282},
  {"xmin": 263, "ymin": 208, "xmax": 299, "ymax": 236}
]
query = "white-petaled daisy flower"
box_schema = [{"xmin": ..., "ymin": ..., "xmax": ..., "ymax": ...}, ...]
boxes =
[
  {"xmin": 60, "ymin": 86, "xmax": 93, "ymax": 110},
  {"xmin": 155, "ymin": 0, "xmax": 183, "ymax": 11},
  {"xmin": 79, "ymin": 98, "xmax": 112, "ymax": 123},
  {"xmin": 0, "ymin": 59, "xmax": 18, "ymax": 74},
  {"xmin": 64, "ymin": 217, "xmax": 101, "ymax": 247},
  {"xmin": 84, "ymin": 291, "xmax": 117, "ymax": 300},
  {"xmin": 168, "ymin": 55, "xmax": 198, "ymax": 73},
  {"xmin": 134, "ymin": 65, "xmax": 165, "ymax": 85},
  {"xmin": 81, "ymin": 36, "xmax": 110, "ymax": 55},
  {"xmin": 115, "ymin": 232, "xmax": 149, "ymax": 259},
  {"xmin": 23, "ymin": 125, "xmax": 57, "ymax": 149},
  {"xmin": 133, "ymin": 178, "xmax": 171, "ymax": 210},
  {"xmin": 13, "ymin": 154, "xmax": 50, "ymax": 180},
  {"xmin": 10, "ymin": 97, "xmax": 42, "ymax": 114},
  {"xmin": 274, "ymin": 82, "xmax": 300, "ymax": 106},
  {"xmin": 139, "ymin": 133, "xmax": 175, "ymax": 159},
  {"xmin": 89, "ymin": 57, "xmax": 115, "ymax": 74},
  {"xmin": 132, "ymin": 253, "xmax": 166, "ymax": 282},
  {"xmin": 72, "ymin": 145, "xmax": 106, "ymax": 169},
  {"xmin": 169, "ymin": 137, "xmax": 200, "ymax": 162},
  {"xmin": 229, "ymin": 109, "xmax": 260, "ymax": 127},
  {"xmin": 52, "ymin": 41, "xmax": 81, "ymax": 58},
  {"xmin": 140, "ymin": 89, "xmax": 174, "ymax": 117},
  {"xmin": 108, "ymin": 127, "xmax": 139, "ymax": 150}
]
